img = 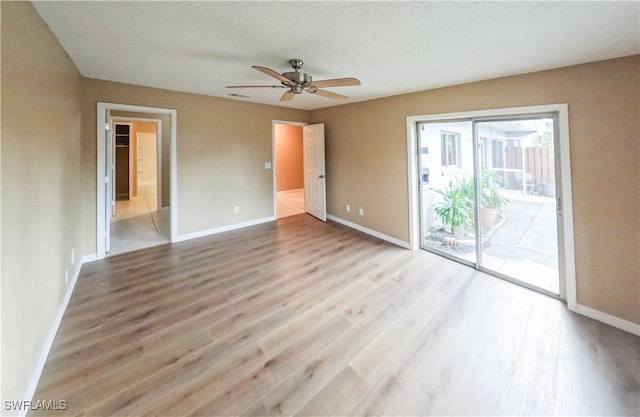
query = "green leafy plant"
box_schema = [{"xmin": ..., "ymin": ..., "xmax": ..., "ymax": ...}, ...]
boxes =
[
  {"xmin": 433, "ymin": 180, "xmax": 474, "ymax": 235},
  {"xmin": 480, "ymin": 170, "xmax": 510, "ymax": 208},
  {"xmin": 432, "ymin": 172, "xmax": 509, "ymax": 235}
]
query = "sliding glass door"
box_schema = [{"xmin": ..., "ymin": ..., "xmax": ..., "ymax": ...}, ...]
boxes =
[
  {"xmin": 475, "ymin": 118, "xmax": 559, "ymax": 293},
  {"xmin": 418, "ymin": 114, "xmax": 561, "ymax": 295},
  {"xmin": 418, "ymin": 121, "xmax": 477, "ymax": 265}
]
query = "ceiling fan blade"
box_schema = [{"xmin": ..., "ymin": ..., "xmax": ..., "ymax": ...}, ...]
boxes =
[
  {"xmin": 280, "ymin": 90, "xmax": 296, "ymax": 101},
  {"xmin": 312, "ymin": 89, "xmax": 348, "ymax": 100},
  {"xmin": 252, "ymin": 66, "xmax": 293, "ymax": 85},
  {"xmin": 226, "ymin": 85, "xmax": 286, "ymax": 88},
  {"xmin": 311, "ymin": 77, "xmax": 361, "ymax": 88}
]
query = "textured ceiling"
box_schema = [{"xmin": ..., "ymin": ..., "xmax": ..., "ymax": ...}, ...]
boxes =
[{"xmin": 32, "ymin": 1, "xmax": 639, "ymax": 110}]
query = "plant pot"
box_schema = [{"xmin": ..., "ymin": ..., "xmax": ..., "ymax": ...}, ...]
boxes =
[
  {"xmin": 480, "ymin": 206, "xmax": 498, "ymax": 230},
  {"xmin": 542, "ymin": 182, "xmax": 556, "ymax": 197}
]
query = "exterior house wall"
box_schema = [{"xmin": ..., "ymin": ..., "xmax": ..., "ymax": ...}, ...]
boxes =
[{"xmin": 418, "ymin": 121, "xmax": 473, "ymax": 230}]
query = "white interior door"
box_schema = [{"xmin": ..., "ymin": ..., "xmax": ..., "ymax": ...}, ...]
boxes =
[
  {"xmin": 303, "ymin": 123, "xmax": 326, "ymax": 221},
  {"xmin": 105, "ymin": 112, "xmax": 114, "ymax": 252}
]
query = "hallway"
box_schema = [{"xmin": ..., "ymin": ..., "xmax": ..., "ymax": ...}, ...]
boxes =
[{"xmin": 109, "ymin": 195, "xmax": 169, "ymax": 256}]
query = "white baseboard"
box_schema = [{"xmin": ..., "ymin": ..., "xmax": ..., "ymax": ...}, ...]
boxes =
[
  {"xmin": 174, "ymin": 216, "xmax": 276, "ymax": 243},
  {"xmin": 327, "ymin": 215, "xmax": 411, "ymax": 249},
  {"xmin": 570, "ymin": 303, "xmax": 640, "ymax": 336},
  {"xmin": 20, "ymin": 258, "xmax": 84, "ymax": 417},
  {"xmin": 81, "ymin": 253, "xmax": 98, "ymax": 263}
]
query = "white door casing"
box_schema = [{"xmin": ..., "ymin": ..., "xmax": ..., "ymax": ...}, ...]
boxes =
[
  {"xmin": 303, "ymin": 123, "xmax": 327, "ymax": 221},
  {"xmin": 96, "ymin": 102, "xmax": 177, "ymax": 260},
  {"xmin": 105, "ymin": 112, "xmax": 113, "ymax": 252}
]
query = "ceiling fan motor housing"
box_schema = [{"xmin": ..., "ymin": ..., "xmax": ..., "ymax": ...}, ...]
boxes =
[{"xmin": 282, "ymin": 71, "xmax": 312, "ymax": 86}]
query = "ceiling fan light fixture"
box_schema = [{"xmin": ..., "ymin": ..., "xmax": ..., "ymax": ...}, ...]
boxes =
[{"xmin": 226, "ymin": 59, "xmax": 360, "ymax": 102}]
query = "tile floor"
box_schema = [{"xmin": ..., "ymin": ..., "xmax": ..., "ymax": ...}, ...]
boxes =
[
  {"xmin": 277, "ymin": 188, "xmax": 305, "ymax": 218},
  {"xmin": 110, "ymin": 188, "xmax": 303, "ymax": 256},
  {"xmin": 109, "ymin": 194, "xmax": 169, "ymax": 257}
]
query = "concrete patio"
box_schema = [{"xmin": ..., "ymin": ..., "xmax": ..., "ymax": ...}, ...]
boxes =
[
  {"xmin": 482, "ymin": 190, "xmax": 559, "ymax": 293},
  {"xmin": 423, "ymin": 189, "xmax": 560, "ymax": 294}
]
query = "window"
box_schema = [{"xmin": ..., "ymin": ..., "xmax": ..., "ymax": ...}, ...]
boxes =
[{"xmin": 440, "ymin": 131, "xmax": 461, "ymax": 168}]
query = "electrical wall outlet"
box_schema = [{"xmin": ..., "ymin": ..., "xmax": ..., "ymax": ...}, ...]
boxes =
[
  {"xmin": 346, "ymin": 204, "xmax": 351, "ymax": 213},
  {"xmin": 359, "ymin": 208, "xmax": 364, "ymax": 216},
  {"xmin": 234, "ymin": 206, "xmax": 240, "ymax": 214}
]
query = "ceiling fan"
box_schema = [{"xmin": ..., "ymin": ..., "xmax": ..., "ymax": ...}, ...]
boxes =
[{"xmin": 226, "ymin": 59, "xmax": 361, "ymax": 101}]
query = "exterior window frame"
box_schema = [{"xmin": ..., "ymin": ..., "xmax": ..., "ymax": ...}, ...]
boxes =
[{"xmin": 440, "ymin": 130, "xmax": 461, "ymax": 169}]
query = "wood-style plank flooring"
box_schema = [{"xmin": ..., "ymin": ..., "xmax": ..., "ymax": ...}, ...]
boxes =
[{"xmin": 32, "ymin": 214, "xmax": 639, "ymax": 416}]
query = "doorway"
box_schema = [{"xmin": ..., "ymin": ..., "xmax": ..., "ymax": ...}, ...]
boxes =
[
  {"xmin": 272, "ymin": 121, "xmax": 327, "ymax": 221},
  {"xmin": 114, "ymin": 122, "xmax": 133, "ymax": 201},
  {"xmin": 408, "ymin": 104, "xmax": 575, "ymax": 300},
  {"xmin": 96, "ymin": 102, "xmax": 177, "ymax": 260},
  {"xmin": 109, "ymin": 118, "xmax": 166, "ymax": 256},
  {"xmin": 274, "ymin": 122, "xmax": 305, "ymax": 218}
]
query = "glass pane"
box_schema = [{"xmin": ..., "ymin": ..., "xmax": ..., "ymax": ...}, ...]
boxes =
[
  {"xmin": 418, "ymin": 121, "xmax": 476, "ymax": 264},
  {"xmin": 476, "ymin": 118, "xmax": 559, "ymax": 294},
  {"xmin": 447, "ymin": 136, "xmax": 456, "ymax": 166}
]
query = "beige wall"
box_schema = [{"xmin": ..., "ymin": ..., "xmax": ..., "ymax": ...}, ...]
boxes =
[
  {"xmin": 310, "ymin": 55, "xmax": 640, "ymax": 325},
  {"xmin": 1, "ymin": 1, "xmax": 84, "ymax": 409},
  {"xmin": 133, "ymin": 122, "xmax": 159, "ymax": 195},
  {"xmin": 81, "ymin": 79, "xmax": 308, "ymax": 250},
  {"xmin": 275, "ymin": 124, "xmax": 304, "ymax": 191}
]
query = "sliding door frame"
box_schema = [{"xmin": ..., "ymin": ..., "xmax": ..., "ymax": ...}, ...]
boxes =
[{"xmin": 407, "ymin": 104, "xmax": 575, "ymax": 303}]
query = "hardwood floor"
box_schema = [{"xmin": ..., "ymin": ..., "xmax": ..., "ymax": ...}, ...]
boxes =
[{"xmin": 32, "ymin": 214, "xmax": 639, "ymax": 416}]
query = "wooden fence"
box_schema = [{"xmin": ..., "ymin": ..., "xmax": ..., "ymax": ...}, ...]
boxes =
[{"xmin": 503, "ymin": 146, "xmax": 554, "ymax": 189}]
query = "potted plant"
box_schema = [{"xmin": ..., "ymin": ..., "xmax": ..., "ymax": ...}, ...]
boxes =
[
  {"xmin": 479, "ymin": 170, "xmax": 509, "ymax": 229},
  {"xmin": 541, "ymin": 170, "xmax": 556, "ymax": 197},
  {"xmin": 541, "ymin": 181, "xmax": 556, "ymax": 197},
  {"xmin": 433, "ymin": 180, "xmax": 474, "ymax": 236}
]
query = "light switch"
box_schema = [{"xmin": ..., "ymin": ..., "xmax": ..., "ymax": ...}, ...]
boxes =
[{"xmin": 264, "ymin": 162, "xmax": 272, "ymax": 169}]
